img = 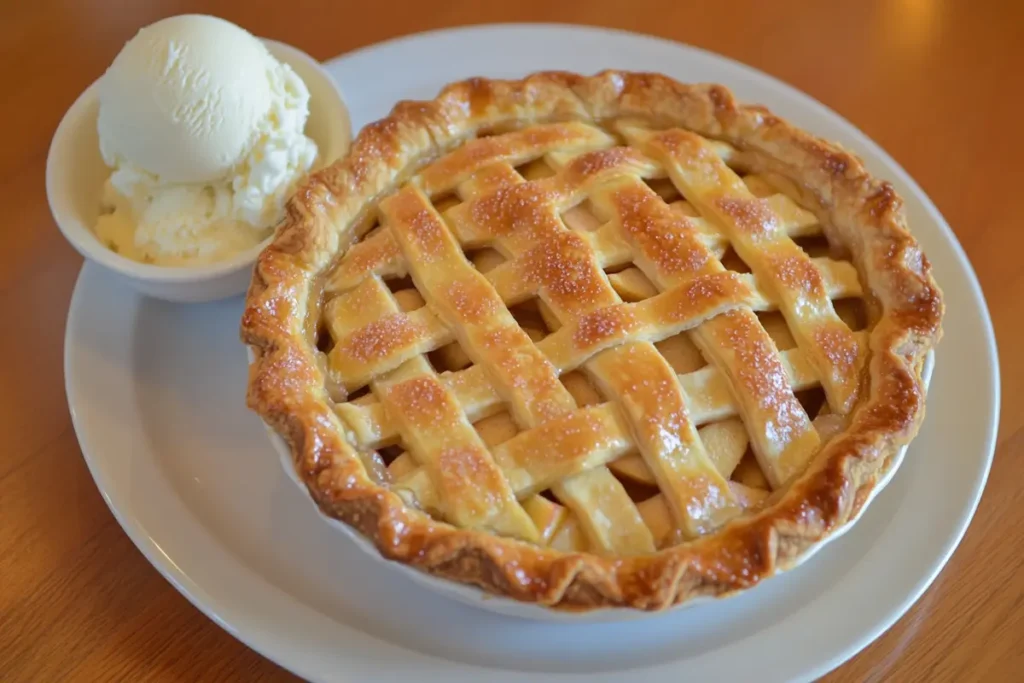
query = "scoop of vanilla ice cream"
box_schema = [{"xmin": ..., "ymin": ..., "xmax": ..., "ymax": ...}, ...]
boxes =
[
  {"xmin": 94, "ymin": 15, "xmax": 318, "ymax": 266},
  {"xmin": 98, "ymin": 15, "xmax": 278, "ymax": 183}
]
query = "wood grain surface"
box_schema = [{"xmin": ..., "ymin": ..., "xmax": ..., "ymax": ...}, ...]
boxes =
[{"xmin": 1, "ymin": 0, "xmax": 1020, "ymax": 680}]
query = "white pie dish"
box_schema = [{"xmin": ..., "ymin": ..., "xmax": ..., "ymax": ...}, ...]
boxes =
[
  {"xmin": 46, "ymin": 39, "xmax": 351, "ymax": 303},
  {"xmin": 254, "ymin": 350, "xmax": 934, "ymax": 622}
]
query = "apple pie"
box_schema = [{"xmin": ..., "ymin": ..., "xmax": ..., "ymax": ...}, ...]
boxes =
[{"xmin": 241, "ymin": 71, "xmax": 942, "ymax": 610}]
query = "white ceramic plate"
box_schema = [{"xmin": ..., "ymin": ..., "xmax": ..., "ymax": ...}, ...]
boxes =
[{"xmin": 64, "ymin": 24, "xmax": 999, "ymax": 683}]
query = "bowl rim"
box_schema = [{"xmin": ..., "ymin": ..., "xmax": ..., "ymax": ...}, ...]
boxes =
[{"xmin": 45, "ymin": 38, "xmax": 349, "ymax": 284}]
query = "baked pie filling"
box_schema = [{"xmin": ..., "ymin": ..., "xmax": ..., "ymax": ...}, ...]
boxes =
[{"xmin": 243, "ymin": 72, "xmax": 942, "ymax": 609}]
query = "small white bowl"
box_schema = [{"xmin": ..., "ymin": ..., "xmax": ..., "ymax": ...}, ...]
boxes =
[{"xmin": 46, "ymin": 39, "xmax": 351, "ymax": 303}]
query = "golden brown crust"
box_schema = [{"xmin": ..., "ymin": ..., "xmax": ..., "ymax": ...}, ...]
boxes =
[{"xmin": 240, "ymin": 71, "xmax": 943, "ymax": 610}]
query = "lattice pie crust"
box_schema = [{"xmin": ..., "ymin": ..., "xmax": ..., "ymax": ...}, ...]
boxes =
[{"xmin": 242, "ymin": 71, "xmax": 942, "ymax": 610}]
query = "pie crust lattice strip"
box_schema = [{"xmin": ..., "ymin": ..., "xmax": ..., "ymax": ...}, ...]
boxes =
[{"xmin": 242, "ymin": 71, "xmax": 942, "ymax": 610}]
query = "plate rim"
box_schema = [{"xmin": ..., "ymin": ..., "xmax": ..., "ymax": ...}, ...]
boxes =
[{"xmin": 62, "ymin": 22, "xmax": 1000, "ymax": 683}]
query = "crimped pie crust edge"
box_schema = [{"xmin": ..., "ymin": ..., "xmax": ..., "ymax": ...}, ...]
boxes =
[{"xmin": 240, "ymin": 70, "xmax": 943, "ymax": 611}]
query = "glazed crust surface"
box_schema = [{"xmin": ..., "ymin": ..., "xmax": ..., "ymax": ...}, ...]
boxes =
[{"xmin": 241, "ymin": 71, "xmax": 943, "ymax": 610}]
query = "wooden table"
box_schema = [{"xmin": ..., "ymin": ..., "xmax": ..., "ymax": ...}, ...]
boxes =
[{"xmin": 2, "ymin": 0, "xmax": 1020, "ymax": 680}]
